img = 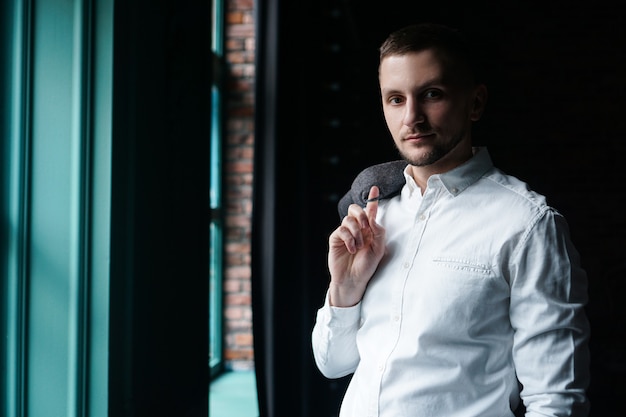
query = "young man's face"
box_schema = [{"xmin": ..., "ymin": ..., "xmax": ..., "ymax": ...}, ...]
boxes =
[{"xmin": 379, "ymin": 49, "xmax": 486, "ymax": 168}]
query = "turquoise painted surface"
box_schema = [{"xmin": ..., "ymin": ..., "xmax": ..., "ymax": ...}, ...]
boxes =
[
  {"xmin": 210, "ymin": 371, "xmax": 259, "ymax": 417},
  {"xmin": 1, "ymin": 0, "xmax": 113, "ymax": 416}
]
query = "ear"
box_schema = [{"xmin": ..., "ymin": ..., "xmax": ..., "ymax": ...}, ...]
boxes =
[{"xmin": 470, "ymin": 84, "xmax": 488, "ymax": 121}]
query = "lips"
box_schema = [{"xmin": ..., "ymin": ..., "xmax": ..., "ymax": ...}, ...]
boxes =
[{"xmin": 405, "ymin": 132, "xmax": 435, "ymax": 141}]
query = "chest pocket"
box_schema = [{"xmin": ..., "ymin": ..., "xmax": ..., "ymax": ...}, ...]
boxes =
[{"xmin": 431, "ymin": 256, "xmax": 493, "ymax": 277}]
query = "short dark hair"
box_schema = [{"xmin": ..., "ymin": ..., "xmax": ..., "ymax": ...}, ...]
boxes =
[{"xmin": 379, "ymin": 23, "xmax": 482, "ymax": 86}]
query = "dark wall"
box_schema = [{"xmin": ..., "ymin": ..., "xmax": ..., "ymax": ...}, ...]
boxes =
[{"xmin": 255, "ymin": 1, "xmax": 626, "ymax": 416}]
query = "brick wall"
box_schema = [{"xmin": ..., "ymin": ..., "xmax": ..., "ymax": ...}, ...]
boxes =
[{"xmin": 223, "ymin": 0, "xmax": 255, "ymax": 371}]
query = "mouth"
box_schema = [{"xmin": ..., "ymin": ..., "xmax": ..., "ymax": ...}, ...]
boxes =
[{"xmin": 404, "ymin": 132, "xmax": 435, "ymax": 141}]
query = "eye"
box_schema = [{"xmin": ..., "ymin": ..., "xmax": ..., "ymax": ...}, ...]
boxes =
[
  {"xmin": 388, "ymin": 96, "xmax": 404, "ymax": 105},
  {"xmin": 423, "ymin": 89, "xmax": 443, "ymax": 100}
]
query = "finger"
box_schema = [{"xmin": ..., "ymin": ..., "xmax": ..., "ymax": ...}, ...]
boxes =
[
  {"xmin": 365, "ymin": 185, "xmax": 380, "ymax": 220},
  {"xmin": 330, "ymin": 225, "xmax": 359, "ymax": 253},
  {"xmin": 346, "ymin": 203, "xmax": 370, "ymax": 231}
]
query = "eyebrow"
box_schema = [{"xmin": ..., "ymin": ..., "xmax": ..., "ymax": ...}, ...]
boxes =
[{"xmin": 380, "ymin": 78, "xmax": 445, "ymax": 95}]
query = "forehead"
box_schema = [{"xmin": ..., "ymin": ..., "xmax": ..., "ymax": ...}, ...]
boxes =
[
  {"xmin": 380, "ymin": 50, "xmax": 445, "ymax": 84},
  {"xmin": 379, "ymin": 49, "xmax": 467, "ymax": 89}
]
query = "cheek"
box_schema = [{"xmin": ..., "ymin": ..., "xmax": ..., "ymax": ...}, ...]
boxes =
[
  {"xmin": 425, "ymin": 103, "xmax": 449, "ymax": 122},
  {"xmin": 383, "ymin": 108, "xmax": 402, "ymax": 129},
  {"xmin": 430, "ymin": 106, "xmax": 465, "ymax": 128}
]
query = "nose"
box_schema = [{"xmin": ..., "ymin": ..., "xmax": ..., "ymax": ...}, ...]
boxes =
[{"xmin": 402, "ymin": 98, "xmax": 425, "ymax": 127}]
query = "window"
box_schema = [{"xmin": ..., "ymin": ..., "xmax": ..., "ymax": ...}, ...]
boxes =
[
  {"xmin": 2, "ymin": 1, "xmax": 213, "ymax": 415},
  {"xmin": 1, "ymin": 1, "xmax": 113, "ymax": 415},
  {"xmin": 209, "ymin": 0, "xmax": 225, "ymax": 377}
]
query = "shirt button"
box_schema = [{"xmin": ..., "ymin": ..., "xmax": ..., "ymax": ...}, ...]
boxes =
[
  {"xmin": 403, "ymin": 262, "xmax": 410, "ymax": 268},
  {"xmin": 450, "ymin": 187, "xmax": 459, "ymax": 194},
  {"xmin": 419, "ymin": 214, "xmax": 426, "ymax": 221},
  {"xmin": 393, "ymin": 315, "xmax": 400, "ymax": 322}
]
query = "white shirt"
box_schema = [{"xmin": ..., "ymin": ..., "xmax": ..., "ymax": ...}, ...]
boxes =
[{"xmin": 312, "ymin": 148, "xmax": 590, "ymax": 417}]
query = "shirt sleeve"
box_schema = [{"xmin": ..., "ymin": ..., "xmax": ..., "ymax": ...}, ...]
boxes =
[
  {"xmin": 509, "ymin": 209, "xmax": 591, "ymax": 416},
  {"xmin": 311, "ymin": 290, "xmax": 362, "ymax": 379}
]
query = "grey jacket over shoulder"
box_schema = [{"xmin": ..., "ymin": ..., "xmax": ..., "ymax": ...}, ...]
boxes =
[{"xmin": 337, "ymin": 160, "xmax": 408, "ymax": 219}]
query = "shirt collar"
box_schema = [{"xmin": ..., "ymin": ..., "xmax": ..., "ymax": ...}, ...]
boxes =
[{"xmin": 402, "ymin": 147, "xmax": 494, "ymax": 197}]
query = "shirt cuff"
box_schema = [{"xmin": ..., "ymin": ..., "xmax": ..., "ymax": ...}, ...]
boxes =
[{"xmin": 322, "ymin": 290, "xmax": 362, "ymax": 328}]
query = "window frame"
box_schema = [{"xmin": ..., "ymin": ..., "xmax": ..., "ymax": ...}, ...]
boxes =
[{"xmin": 209, "ymin": 0, "xmax": 226, "ymax": 378}]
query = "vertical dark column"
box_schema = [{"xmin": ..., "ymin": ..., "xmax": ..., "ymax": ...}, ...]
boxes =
[
  {"xmin": 109, "ymin": 1, "xmax": 212, "ymax": 416},
  {"xmin": 251, "ymin": 0, "xmax": 277, "ymax": 414}
]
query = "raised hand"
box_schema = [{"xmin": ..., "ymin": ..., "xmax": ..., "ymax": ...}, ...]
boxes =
[{"xmin": 327, "ymin": 186, "xmax": 386, "ymax": 307}]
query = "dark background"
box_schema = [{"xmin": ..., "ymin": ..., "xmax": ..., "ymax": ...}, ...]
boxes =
[{"xmin": 253, "ymin": 1, "xmax": 626, "ymax": 416}]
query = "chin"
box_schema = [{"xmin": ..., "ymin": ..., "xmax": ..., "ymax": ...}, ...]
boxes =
[{"xmin": 400, "ymin": 149, "xmax": 442, "ymax": 167}]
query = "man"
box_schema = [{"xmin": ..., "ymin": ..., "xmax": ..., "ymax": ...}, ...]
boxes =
[{"xmin": 311, "ymin": 23, "xmax": 590, "ymax": 417}]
